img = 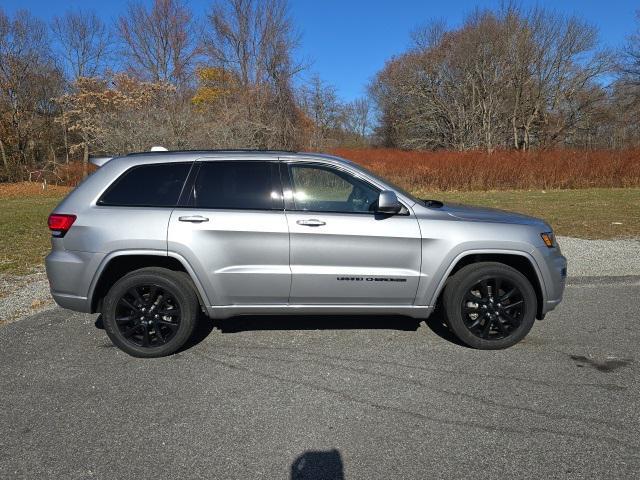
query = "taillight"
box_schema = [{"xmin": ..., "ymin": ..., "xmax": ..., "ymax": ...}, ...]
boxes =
[{"xmin": 48, "ymin": 214, "xmax": 76, "ymax": 237}]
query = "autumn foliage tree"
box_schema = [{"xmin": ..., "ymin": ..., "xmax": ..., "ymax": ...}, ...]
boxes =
[{"xmin": 56, "ymin": 75, "xmax": 186, "ymax": 156}]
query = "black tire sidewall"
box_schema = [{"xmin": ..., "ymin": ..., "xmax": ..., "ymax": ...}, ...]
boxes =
[
  {"xmin": 444, "ymin": 263, "xmax": 537, "ymax": 350},
  {"xmin": 102, "ymin": 268, "xmax": 198, "ymax": 358}
]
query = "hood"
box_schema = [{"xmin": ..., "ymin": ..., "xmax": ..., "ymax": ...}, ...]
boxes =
[{"xmin": 439, "ymin": 202, "xmax": 547, "ymax": 227}]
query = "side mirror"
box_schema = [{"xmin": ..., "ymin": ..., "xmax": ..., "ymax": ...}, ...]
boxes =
[{"xmin": 376, "ymin": 190, "xmax": 402, "ymax": 214}]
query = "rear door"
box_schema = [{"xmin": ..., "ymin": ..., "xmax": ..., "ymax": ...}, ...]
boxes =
[
  {"xmin": 282, "ymin": 161, "xmax": 422, "ymax": 305},
  {"xmin": 167, "ymin": 159, "xmax": 290, "ymax": 305},
  {"xmin": 85, "ymin": 162, "xmax": 192, "ymax": 254}
]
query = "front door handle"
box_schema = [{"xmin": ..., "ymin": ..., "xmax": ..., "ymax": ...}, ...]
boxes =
[
  {"xmin": 179, "ymin": 215, "xmax": 209, "ymax": 223},
  {"xmin": 296, "ymin": 218, "xmax": 326, "ymax": 227}
]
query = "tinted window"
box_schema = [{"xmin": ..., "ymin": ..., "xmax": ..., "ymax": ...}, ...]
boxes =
[
  {"xmin": 99, "ymin": 163, "xmax": 191, "ymax": 207},
  {"xmin": 288, "ymin": 164, "xmax": 379, "ymax": 213},
  {"xmin": 192, "ymin": 161, "xmax": 281, "ymax": 210}
]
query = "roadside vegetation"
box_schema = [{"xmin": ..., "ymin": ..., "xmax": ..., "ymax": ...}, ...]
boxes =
[
  {"xmin": 335, "ymin": 149, "xmax": 640, "ymax": 191},
  {"xmin": 2, "ymin": 1, "xmax": 640, "ymax": 183}
]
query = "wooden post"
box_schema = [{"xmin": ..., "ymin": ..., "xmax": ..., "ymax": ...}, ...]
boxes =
[
  {"xmin": 83, "ymin": 142, "xmax": 89, "ymax": 179},
  {"xmin": 0, "ymin": 138, "xmax": 8, "ymax": 178}
]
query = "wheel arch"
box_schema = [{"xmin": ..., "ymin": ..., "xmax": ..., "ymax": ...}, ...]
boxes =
[
  {"xmin": 89, "ymin": 250, "xmax": 210, "ymax": 314},
  {"xmin": 430, "ymin": 250, "xmax": 546, "ymax": 320}
]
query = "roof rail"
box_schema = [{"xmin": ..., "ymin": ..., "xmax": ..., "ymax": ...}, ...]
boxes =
[{"xmin": 125, "ymin": 148, "xmax": 298, "ymax": 156}]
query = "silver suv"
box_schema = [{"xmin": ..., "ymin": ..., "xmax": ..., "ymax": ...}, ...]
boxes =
[{"xmin": 46, "ymin": 150, "xmax": 566, "ymax": 357}]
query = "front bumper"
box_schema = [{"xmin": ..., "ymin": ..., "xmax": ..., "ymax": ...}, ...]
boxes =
[{"xmin": 534, "ymin": 246, "xmax": 567, "ymax": 315}]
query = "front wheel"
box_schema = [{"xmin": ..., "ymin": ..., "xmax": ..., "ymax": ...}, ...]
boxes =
[
  {"xmin": 443, "ymin": 262, "xmax": 537, "ymax": 349},
  {"xmin": 102, "ymin": 267, "xmax": 199, "ymax": 357}
]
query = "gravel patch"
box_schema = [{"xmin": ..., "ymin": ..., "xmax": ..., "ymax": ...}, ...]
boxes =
[
  {"xmin": 0, "ymin": 268, "xmax": 55, "ymax": 325},
  {"xmin": 557, "ymin": 236, "xmax": 640, "ymax": 277}
]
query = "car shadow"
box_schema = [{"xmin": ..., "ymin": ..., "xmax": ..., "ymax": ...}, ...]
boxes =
[
  {"xmin": 212, "ymin": 313, "xmax": 422, "ymax": 333},
  {"xmin": 97, "ymin": 308, "xmax": 466, "ymax": 352},
  {"xmin": 422, "ymin": 308, "xmax": 467, "ymax": 347},
  {"xmin": 199, "ymin": 307, "xmax": 464, "ymax": 346}
]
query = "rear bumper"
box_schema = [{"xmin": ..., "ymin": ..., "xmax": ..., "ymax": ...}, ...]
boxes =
[
  {"xmin": 45, "ymin": 248, "xmax": 104, "ymax": 313},
  {"xmin": 50, "ymin": 292, "xmax": 92, "ymax": 313}
]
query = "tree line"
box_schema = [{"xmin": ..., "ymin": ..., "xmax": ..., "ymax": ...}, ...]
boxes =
[
  {"xmin": 0, "ymin": 0, "xmax": 639, "ymax": 182},
  {"xmin": 372, "ymin": 6, "xmax": 640, "ymax": 151}
]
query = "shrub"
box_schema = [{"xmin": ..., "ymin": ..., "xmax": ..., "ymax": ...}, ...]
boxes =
[{"xmin": 330, "ymin": 149, "xmax": 640, "ymax": 191}]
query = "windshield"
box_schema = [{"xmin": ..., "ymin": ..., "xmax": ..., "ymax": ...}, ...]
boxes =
[{"xmin": 350, "ymin": 163, "xmax": 422, "ymax": 205}]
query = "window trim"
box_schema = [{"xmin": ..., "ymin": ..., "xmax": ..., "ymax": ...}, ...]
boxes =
[
  {"xmin": 177, "ymin": 159, "xmax": 285, "ymax": 212},
  {"xmin": 281, "ymin": 161, "xmax": 388, "ymax": 216},
  {"xmin": 96, "ymin": 162, "xmax": 194, "ymax": 208}
]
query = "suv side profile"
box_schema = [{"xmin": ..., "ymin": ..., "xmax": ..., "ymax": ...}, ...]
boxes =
[{"xmin": 46, "ymin": 150, "xmax": 567, "ymax": 357}]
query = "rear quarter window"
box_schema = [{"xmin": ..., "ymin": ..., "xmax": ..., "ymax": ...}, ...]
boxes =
[{"xmin": 98, "ymin": 163, "xmax": 191, "ymax": 207}]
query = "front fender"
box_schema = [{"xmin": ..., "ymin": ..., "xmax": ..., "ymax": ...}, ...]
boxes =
[{"xmin": 415, "ymin": 243, "xmax": 546, "ymax": 308}]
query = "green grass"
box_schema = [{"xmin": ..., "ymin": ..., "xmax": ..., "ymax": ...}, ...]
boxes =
[
  {"xmin": 0, "ymin": 186, "xmax": 638, "ymax": 275},
  {"xmin": 420, "ymin": 188, "xmax": 640, "ymax": 240},
  {"xmin": 0, "ymin": 194, "xmax": 63, "ymax": 275}
]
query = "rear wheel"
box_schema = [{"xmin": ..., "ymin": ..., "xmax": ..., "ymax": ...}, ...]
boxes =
[
  {"xmin": 443, "ymin": 262, "xmax": 537, "ymax": 349},
  {"xmin": 102, "ymin": 267, "xmax": 199, "ymax": 357}
]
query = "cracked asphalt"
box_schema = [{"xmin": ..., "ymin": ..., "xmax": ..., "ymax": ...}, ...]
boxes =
[{"xmin": 1, "ymin": 277, "xmax": 639, "ymax": 479}]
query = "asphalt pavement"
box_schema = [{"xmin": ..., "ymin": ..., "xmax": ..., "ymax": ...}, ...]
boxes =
[{"xmin": 1, "ymin": 277, "xmax": 639, "ymax": 479}]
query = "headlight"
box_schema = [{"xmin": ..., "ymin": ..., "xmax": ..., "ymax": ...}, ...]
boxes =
[{"xmin": 540, "ymin": 232, "xmax": 556, "ymax": 248}]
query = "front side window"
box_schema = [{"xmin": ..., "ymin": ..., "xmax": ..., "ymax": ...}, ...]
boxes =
[
  {"xmin": 288, "ymin": 164, "xmax": 380, "ymax": 213},
  {"xmin": 98, "ymin": 162, "xmax": 191, "ymax": 207},
  {"xmin": 191, "ymin": 161, "xmax": 282, "ymax": 210}
]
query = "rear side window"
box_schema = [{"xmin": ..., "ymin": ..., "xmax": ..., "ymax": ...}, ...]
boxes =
[
  {"xmin": 191, "ymin": 161, "xmax": 282, "ymax": 210},
  {"xmin": 98, "ymin": 163, "xmax": 191, "ymax": 207}
]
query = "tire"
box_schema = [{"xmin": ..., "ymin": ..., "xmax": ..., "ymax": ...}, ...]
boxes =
[
  {"xmin": 102, "ymin": 267, "xmax": 199, "ymax": 358},
  {"xmin": 443, "ymin": 262, "xmax": 537, "ymax": 350}
]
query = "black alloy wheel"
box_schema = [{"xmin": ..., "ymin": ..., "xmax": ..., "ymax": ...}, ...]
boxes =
[
  {"xmin": 443, "ymin": 262, "xmax": 537, "ymax": 350},
  {"xmin": 115, "ymin": 284, "xmax": 181, "ymax": 348},
  {"xmin": 103, "ymin": 267, "xmax": 199, "ymax": 357},
  {"xmin": 461, "ymin": 277, "xmax": 525, "ymax": 341}
]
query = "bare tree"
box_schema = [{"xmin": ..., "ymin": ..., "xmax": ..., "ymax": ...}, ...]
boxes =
[
  {"xmin": 117, "ymin": 0, "xmax": 198, "ymax": 86},
  {"xmin": 51, "ymin": 9, "xmax": 111, "ymax": 79},
  {"xmin": 605, "ymin": 10, "xmax": 640, "ymax": 148},
  {"xmin": 508, "ymin": 7, "xmax": 612, "ymax": 149},
  {"xmin": 202, "ymin": 0, "xmax": 305, "ymax": 149},
  {"xmin": 344, "ymin": 98, "xmax": 371, "ymax": 140},
  {"xmin": 371, "ymin": 5, "xmax": 612, "ymax": 151},
  {"xmin": 203, "ymin": 0, "xmax": 302, "ymax": 87},
  {"xmin": 299, "ymin": 75, "xmax": 343, "ymax": 147},
  {"xmin": 410, "ymin": 18, "xmax": 447, "ymax": 51},
  {"xmin": 0, "ymin": 8, "xmax": 63, "ymax": 180},
  {"xmin": 621, "ymin": 11, "xmax": 640, "ymax": 85}
]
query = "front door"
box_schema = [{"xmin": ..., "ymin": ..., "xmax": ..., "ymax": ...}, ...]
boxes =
[
  {"xmin": 282, "ymin": 162, "xmax": 422, "ymax": 305},
  {"xmin": 168, "ymin": 159, "xmax": 290, "ymax": 305}
]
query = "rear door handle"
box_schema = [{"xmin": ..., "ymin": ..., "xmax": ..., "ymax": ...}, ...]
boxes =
[
  {"xmin": 296, "ymin": 218, "xmax": 326, "ymax": 227},
  {"xmin": 178, "ymin": 215, "xmax": 209, "ymax": 223}
]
